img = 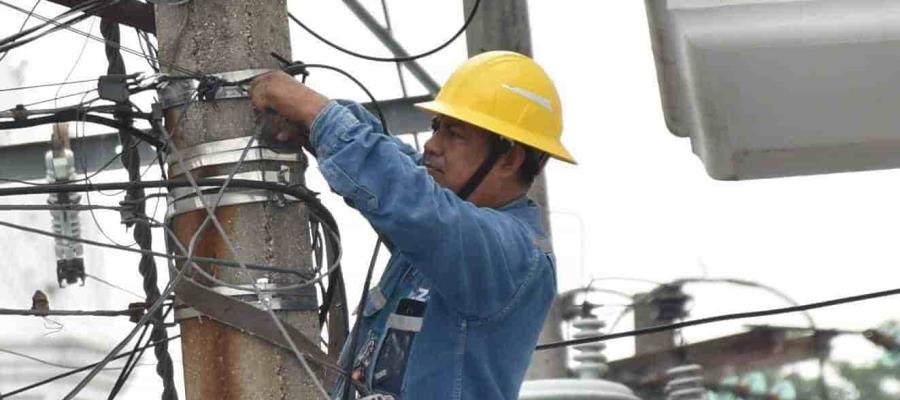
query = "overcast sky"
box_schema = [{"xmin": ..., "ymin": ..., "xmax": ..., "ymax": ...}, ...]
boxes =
[{"xmin": 2, "ymin": 0, "xmax": 899, "ymax": 398}]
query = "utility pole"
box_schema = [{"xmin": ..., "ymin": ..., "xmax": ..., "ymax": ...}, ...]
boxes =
[
  {"xmin": 633, "ymin": 285, "xmax": 689, "ymax": 355},
  {"xmin": 155, "ymin": 2, "xmax": 322, "ymax": 399},
  {"xmin": 463, "ymin": 0, "xmax": 568, "ymax": 380}
]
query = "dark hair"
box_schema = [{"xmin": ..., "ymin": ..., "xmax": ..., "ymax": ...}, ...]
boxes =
[
  {"xmin": 517, "ymin": 144, "xmax": 549, "ymax": 187},
  {"xmin": 486, "ymin": 133, "xmax": 547, "ymax": 188}
]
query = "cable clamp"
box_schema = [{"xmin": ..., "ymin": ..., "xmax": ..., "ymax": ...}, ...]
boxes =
[
  {"xmin": 97, "ymin": 73, "xmax": 140, "ymax": 103},
  {"xmin": 157, "ymin": 69, "xmax": 269, "ymax": 110}
]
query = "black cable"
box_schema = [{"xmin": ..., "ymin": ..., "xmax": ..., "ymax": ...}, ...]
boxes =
[
  {"xmin": 339, "ymin": 238, "xmax": 382, "ymax": 399},
  {"xmin": 0, "ymin": 178, "xmax": 340, "ymax": 274},
  {"xmin": 0, "ymin": 77, "xmax": 96, "ymax": 93},
  {"xmin": 0, "ymin": 0, "xmax": 110, "ymax": 54},
  {"xmin": 0, "ymin": 0, "xmax": 100, "ymax": 50},
  {"xmin": 108, "ymin": 304, "xmax": 176, "ymax": 399},
  {"xmin": 0, "ymin": 0, "xmax": 42, "ymax": 64},
  {"xmin": 0, "ymin": 334, "xmax": 182, "ymax": 399},
  {"xmin": 100, "ymin": 18, "xmax": 178, "ymax": 400},
  {"xmin": 4, "ymin": 88, "xmax": 97, "ymax": 111},
  {"xmin": 297, "ymin": 64, "xmax": 389, "ymax": 133},
  {"xmin": 536, "ymin": 286, "xmax": 900, "ymax": 351},
  {"xmin": 134, "ymin": 27, "xmax": 159, "ymax": 73},
  {"xmin": 0, "ymin": 307, "xmax": 142, "ymax": 317},
  {"xmin": 0, "ymin": 216, "xmax": 312, "ymax": 279},
  {"xmin": 0, "ymin": 204, "xmax": 124, "ymax": 211},
  {"xmin": 0, "ymin": 178, "xmax": 330, "ymax": 222},
  {"xmin": 0, "ymin": 109, "xmax": 165, "ymax": 149},
  {"xmin": 286, "ymin": 0, "xmax": 480, "ymax": 62},
  {"xmin": 0, "ymin": 0, "xmax": 202, "ymax": 78}
]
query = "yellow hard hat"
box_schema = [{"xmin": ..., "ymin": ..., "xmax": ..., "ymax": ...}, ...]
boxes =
[{"xmin": 416, "ymin": 51, "xmax": 575, "ymax": 164}]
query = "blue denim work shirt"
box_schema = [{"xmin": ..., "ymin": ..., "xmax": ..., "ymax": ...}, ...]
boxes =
[{"xmin": 310, "ymin": 100, "xmax": 557, "ymax": 400}]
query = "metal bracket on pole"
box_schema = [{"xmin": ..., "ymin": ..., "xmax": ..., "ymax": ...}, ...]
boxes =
[
  {"xmin": 173, "ymin": 277, "xmax": 339, "ymax": 368},
  {"xmin": 174, "ymin": 278, "xmax": 318, "ymax": 321}
]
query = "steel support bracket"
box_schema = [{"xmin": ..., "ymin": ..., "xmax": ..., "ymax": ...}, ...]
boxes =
[{"xmin": 173, "ymin": 277, "xmax": 339, "ymax": 369}]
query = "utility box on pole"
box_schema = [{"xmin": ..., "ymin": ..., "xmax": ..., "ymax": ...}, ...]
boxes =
[{"xmin": 154, "ymin": 2, "xmax": 322, "ymax": 398}]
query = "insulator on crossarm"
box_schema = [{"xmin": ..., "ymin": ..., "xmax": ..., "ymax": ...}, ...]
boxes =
[
  {"xmin": 45, "ymin": 139, "xmax": 85, "ymax": 288},
  {"xmin": 571, "ymin": 314, "xmax": 609, "ymax": 379},
  {"xmin": 664, "ymin": 364, "xmax": 708, "ymax": 400}
]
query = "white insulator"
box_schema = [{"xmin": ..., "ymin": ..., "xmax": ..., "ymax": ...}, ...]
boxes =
[
  {"xmin": 665, "ymin": 364, "xmax": 706, "ymax": 400},
  {"xmin": 571, "ymin": 315, "xmax": 608, "ymax": 379},
  {"xmin": 46, "ymin": 149, "xmax": 84, "ymax": 286}
]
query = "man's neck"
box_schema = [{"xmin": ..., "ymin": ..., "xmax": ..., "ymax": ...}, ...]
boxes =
[{"xmin": 471, "ymin": 186, "xmax": 528, "ymax": 209}]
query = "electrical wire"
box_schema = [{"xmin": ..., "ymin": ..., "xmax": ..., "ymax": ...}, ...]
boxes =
[
  {"xmin": 0, "ymin": 204, "xmax": 123, "ymax": 211},
  {"xmin": 674, "ymin": 277, "xmax": 817, "ymax": 329},
  {"xmin": 535, "ymin": 286, "xmax": 900, "ymax": 351},
  {"xmin": 54, "ymin": 16, "xmax": 96, "ymax": 108},
  {"xmin": 379, "ymin": 0, "xmax": 408, "ymax": 96},
  {"xmin": 0, "ymin": 107, "xmax": 166, "ymax": 148},
  {"xmin": 0, "ymin": 307, "xmax": 142, "ymax": 317},
  {"xmin": 62, "ymin": 207, "xmax": 194, "ymax": 399},
  {"xmin": 0, "ymin": 0, "xmax": 202, "ymax": 77},
  {"xmin": 0, "ymin": 0, "xmax": 103, "ymax": 47},
  {"xmin": 0, "ymin": 78, "xmax": 96, "ymax": 93},
  {"xmin": 287, "ymin": 0, "xmax": 480, "ymax": 62},
  {"xmin": 0, "ymin": 335, "xmax": 182, "ymax": 399},
  {"xmin": 106, "ymin": 302, "xmax": 176, "ymax": 399},
  {"xmin": 5, "ymin": 88, "xmax": 98, "ymax": 110},
  {"xmin": 72, "ymin": 90, "xmax": 140, "ymax": 249},
  {"xmin": 156, "ymin": 106, "xmax": 331, "ymax": 399},
  {"xmin": 86, "ymin": 272, "xmax": 145, "ymax": 300},
  {"xmin": 0, "ymin": 130, "xmax": 144, "ymax": 189},
  {"xmin": 0, "ymin": 0, "xmax": 110, "ymax": 56},
  {"xmin": 0, "ymin": 216, "xmax": 313, "ymax": 279},
  {"xmin": 0, "ymin": 347, "xmax": 82, "ymax": 369},
  {"xmin": 0, "ymin": 0, "xmax": 107, "ymax": 53},
  {"xmin": 0, "ymin": 0, "xmax": 41, "ymax": 63},
  {"xmin": 339, "ymin": 238, "xmax": 382, "ymax": 399}
]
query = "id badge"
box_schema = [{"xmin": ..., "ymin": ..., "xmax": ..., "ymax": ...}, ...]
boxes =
[{"xmin": 371, "ymin": 298, "xmax": 427, "ymax": 395}]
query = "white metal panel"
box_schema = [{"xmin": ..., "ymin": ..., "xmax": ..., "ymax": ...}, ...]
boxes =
[{"xmin": 645, "ymin": 0, "xmax": 900, "ymax": 179}]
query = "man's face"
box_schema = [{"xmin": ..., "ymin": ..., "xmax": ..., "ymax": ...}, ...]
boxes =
[{"xmin": 423, "ymin": 116, "xmax": 493, "ymax": 194}]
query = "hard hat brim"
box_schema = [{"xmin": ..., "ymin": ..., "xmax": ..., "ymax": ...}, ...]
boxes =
[{"xmin": 415, "ymin": 100, "xmax": 577, "ymax": 165}]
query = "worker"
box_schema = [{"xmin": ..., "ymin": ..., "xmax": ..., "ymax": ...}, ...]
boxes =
[{"xmin": 250, "ymin": 51, "xmax": 576, "ymax": 400}]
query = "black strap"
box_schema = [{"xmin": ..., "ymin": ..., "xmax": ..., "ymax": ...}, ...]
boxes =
[{"xmin": 456, "ymin": 136, "xmax": 512, "ymax": 200}]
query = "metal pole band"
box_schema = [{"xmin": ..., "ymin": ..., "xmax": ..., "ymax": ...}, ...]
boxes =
[
  {"xmin": 166, "ymin": 135, "xmax": 302, "ymax": 177},
  {"xmin": 174, "ymin": 279, "xmax": 318, "ymax": 322}
]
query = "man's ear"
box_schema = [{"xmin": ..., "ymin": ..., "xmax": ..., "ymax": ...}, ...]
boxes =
[{"xmin": 496, "ymin": 144, "xmax": 526, "ymax": 179}]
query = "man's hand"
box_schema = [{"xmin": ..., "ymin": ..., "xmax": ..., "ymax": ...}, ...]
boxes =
[{"xmin": 249, "ymin": 71, "xmax": 330, "ymax": 151}]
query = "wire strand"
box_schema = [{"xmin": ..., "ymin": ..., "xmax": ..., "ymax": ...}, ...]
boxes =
[
  {"xmin": 287, "ymin": 0, "xmax": 480, "ymax": 63},
  {"xmin": 0, "ymin": 0, "xmax": 42, "ymax": 63},
  {"xmin": 536, "ymin": 286, "xmax": 900, "ymax": 350},
  {"xmin": 0, "ymin": 78, "xmax": 96, "ymax": 93},
  {"xmin": 1, "ymin": 334, "xmax": 181, "ymax": 398},
  {"xmin": 0, "ymin": 0, "xmax": 201, "ymax": 77}
]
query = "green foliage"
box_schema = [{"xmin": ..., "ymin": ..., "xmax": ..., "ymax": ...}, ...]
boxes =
[{"xmin": 777, "ymin": 321, "xmax": 900, "ymax": 400}]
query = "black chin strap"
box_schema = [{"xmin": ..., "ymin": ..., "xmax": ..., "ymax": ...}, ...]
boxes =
[{"xmin": 456, "ymin": 136, "xmax": 513, "ymax": 200}]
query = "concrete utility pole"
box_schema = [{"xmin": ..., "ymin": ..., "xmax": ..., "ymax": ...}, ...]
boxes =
[
  {"xmin": 463, "ymin": 0, "xmax": 568, "ymax": 380},
  {"xmin": 155, "ymin": 2, "xmax": 321, "ymax": 399}
]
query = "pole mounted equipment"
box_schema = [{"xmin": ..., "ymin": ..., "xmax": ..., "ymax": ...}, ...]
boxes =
[{"xmin": 45, "ymin": 123, "xmax": 86, "ymax": 287}]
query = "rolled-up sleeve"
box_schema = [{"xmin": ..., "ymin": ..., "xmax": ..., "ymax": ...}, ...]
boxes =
[{"xmin": 310, "ymin": 100, "xmax": 548, "ymax": 319}]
